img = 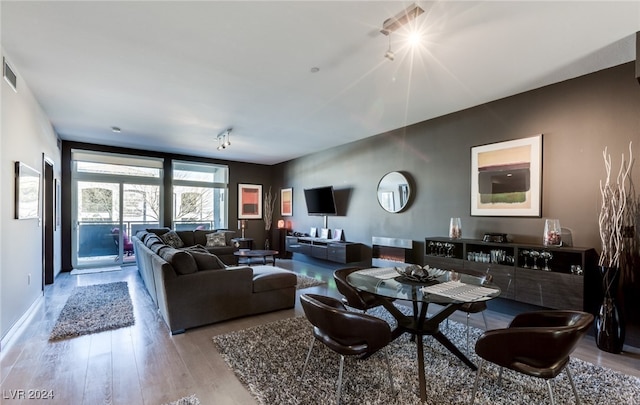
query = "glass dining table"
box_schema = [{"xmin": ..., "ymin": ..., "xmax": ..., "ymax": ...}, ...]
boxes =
[{"xmin": 346, "ymin": 267, "xmax": 501, "ymax": 403}]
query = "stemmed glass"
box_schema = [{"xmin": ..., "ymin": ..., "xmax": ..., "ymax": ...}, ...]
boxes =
[
  {"xmin": 445, "ymin": 243, "xmax": 454, "ymax": 258},
  {"xmin": 530, "ymin": 250, "xmax": 540, "ymax": 270},
  {"xmin": 521, "ymin": 250, "xmax": 530, "ymax": 268},
  {"xmin": 541, "ymin": 251, "xmax": 553, "ymax": 271}
]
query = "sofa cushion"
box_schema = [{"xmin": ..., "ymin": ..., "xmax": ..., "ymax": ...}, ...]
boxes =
[
  {"xmin": 215, "ymin": 229, "xmax": 237, "ymax": 245},
  {"xmin": 182, "ymin": 246, "xmax": 226, "ymax": 270},
  {"xmin": 176, "ymin": 230, "xmax": 195, "ymax": 247},
  {"xmin": 206, "ymin": 232, "xmax": 227, "ymax": 247},
  {"xmin": 146, "ymin": 227, "xmax": 171, "ymax": 236},
  {"xmin": 144, "ymin": 234, "xmax": 164, "ymax": 248},
  {"xmin": 149, "ymin": 242, "xmax": 166, "ymax": 255},
  {"xmin": 157, "ymin": 246, "xmax": 198, "ymax": 275},
  {"xmin": 161, "ymin": 230, "xmax": 185, "ymax": 248},
  {"xmin": 251, "ymin": 266, "xmax": 297, "ymax": 293}
]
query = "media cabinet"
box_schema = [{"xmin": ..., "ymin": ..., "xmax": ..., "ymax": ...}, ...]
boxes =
[{"xmin": 285, "ymin": 236, "xmax": 361, "ymax": 264}]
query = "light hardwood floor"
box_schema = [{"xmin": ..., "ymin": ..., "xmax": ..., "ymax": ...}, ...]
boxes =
[{"xmin": 1, "ymin": 260, "xmax": 639, "ymax": 404}]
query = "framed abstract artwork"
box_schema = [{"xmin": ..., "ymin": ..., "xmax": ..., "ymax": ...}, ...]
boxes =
[
  {"xmin": 470, "ymin": 134, "xmax": 543, "ymax": 217},
  {"xmin": 281, "ymin": 187, "xmax": 293, "ymax": 216},
  {"xmin": 238, "ymin": 183, "xmax": 262, "ymax": 219}
]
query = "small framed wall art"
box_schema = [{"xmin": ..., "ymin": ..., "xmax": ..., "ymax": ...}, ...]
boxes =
[
  {"xmin": 470, "ymin": 134, "xmax": 542, "ymax": 217},
  {"xmin": 15, "ymin": 161, "xmax": 41, "ymax": 220},
  {"xmin": 281, "ymin": 187, "xmax": 293, "ymax": 216},
  {"xmin": 238, "ymin": 183, "xmax": 263, "ymax": 219}
]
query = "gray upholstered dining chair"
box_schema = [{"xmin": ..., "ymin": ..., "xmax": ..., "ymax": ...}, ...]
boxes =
[
  {"xmin": 470, "ymin": 310, "xmax": 594, "ymax": 405},
  {"xmin": 299, "ymin": 293, "xmax": 395, "ymax": 405}
]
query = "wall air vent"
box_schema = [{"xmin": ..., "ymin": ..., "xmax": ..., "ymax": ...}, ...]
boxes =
[{"xmin": 3, "ymin": 57, "xmax": 17, "ymax": 92}]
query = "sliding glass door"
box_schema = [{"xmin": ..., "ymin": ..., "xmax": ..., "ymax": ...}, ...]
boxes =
[{"xmin": 71, "ymin": 151, "xmax": 163, "ymax": 269}]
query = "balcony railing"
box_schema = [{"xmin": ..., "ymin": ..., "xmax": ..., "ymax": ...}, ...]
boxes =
[{"xmin": 77, "ymin": 220, "xmax": 218, "ymax": 258}]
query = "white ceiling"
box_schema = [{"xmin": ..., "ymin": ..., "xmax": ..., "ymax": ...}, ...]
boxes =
[{"xmin": 2, "ymin": 1, "xmax": 639, "ymax": 165}]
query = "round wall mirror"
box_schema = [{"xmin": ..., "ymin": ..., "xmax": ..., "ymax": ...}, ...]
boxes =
[{"xmin": 377, "ymin": 171, "xmax": 412, "ymax": 213}]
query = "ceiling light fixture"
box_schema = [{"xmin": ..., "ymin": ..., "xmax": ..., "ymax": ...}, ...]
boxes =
[
  {"xmin": 216, "ymin": 128, "xmax": 232, "ymax": 151},
  {"xmin": 384, "ymin": 35, "xmax": 395, "ymax": 61},
  {"xmin": 380, "ymin": 3, "xmax": 425, "ymax": 36}
]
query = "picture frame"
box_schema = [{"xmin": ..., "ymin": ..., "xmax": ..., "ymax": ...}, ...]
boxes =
[
  {"xmin": 15, "ymin": 161, "xmax": 41, "ymax": 219},
  {"xmin": 281, "ymin": 187, "xmax": 293, "ymax": 216},
  {"xmin": 471, "ymin": 134, "xmax": 542, "ymax": 217},
  {"xmin": 332, "ymin": 228, "xmax": 344, "ymax": 241},
  {"xmin": 238, "ymin": 183, "xmax": 263, "ymax": 219},
  {"xmin": 55, "ymin": 178, "xmax": 61, "ymax": 230}
]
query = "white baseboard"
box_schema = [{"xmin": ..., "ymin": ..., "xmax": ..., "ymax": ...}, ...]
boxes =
[{"xmin": 0, "ymin": 294, "xmax": 44, "ymax": 354}]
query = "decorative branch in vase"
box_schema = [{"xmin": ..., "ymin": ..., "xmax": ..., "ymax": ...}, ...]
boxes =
[
  {"xmin": 596, "ymin": 142, "xmax": 634, "ymax": 353},
  {"xmin": 263, "ymin": 187, "xmax": 277, "ymax": 249}
]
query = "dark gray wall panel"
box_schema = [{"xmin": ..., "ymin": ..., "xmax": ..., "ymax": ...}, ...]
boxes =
[{"xmin": 275, "ymin": 62, "xmax": 640, "ymax": 257}]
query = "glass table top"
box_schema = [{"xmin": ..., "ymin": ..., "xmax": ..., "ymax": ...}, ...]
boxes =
[{"xmin": 346, "ymin": 267, "xmax": 501, "ymax": 305}]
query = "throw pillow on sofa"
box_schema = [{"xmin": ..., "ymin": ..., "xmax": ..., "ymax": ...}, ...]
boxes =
[
  {"xmin": 157, "ymin": 246, "xmax": 198, "ymax": 275},
  {"xmin": 182, "ymin": 246, "xmax": 226, "ymax": 271},
  {"xmin": 206, "ymin": 232, "xmax": 227, "ymax": 247},
  {"xmin": 161, "ymin": 230, "xmax": 185, "ymax": 248}
]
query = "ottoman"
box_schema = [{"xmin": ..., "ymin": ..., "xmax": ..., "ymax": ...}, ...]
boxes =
[{"xmin": 249, "ymin": 265, "xmax": 297, "ymax": 314}]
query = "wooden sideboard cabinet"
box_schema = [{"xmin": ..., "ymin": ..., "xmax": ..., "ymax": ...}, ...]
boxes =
[
  {"xmin": 286, "ymin": 236, "xmax": 361, "ymax": 264},
  {"xmin": 423, "ymin": 237, "xmax": 598, "ymax": 311}
]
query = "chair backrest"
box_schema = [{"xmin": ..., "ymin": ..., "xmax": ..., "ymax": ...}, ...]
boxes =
[
  {"xmin": 300, "ymin": 293, "xmax": 391, "ymax": 358},
  {"xmin": 333, "ymin": 267, "xmax": 369, "ymax": 310},
  {"xmin": 476, "ymin": 310, "xmax": 594, "ymax": 374}
]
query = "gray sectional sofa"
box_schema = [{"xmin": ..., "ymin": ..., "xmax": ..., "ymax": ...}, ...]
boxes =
[{"xmin": 133, "ymin": 229, "xmax": 297, "ymax": 334}]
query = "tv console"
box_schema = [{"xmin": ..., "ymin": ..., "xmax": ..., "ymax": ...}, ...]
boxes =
[{"xmin": 285, "ymin": 236, "xmax": 361, "ymax": 264}]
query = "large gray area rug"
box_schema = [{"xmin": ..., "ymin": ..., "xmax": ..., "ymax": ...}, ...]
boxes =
[
  {"xmin": 295, "ymin": 273, "xmax": 326, "ymax": 290},
  {"xmin": 213, "ymin": 307, "xmax": 640, "ymax": 405},
  {"xmin": 49, "ymin": 281, "xmax": 135, "ymax": 340}
]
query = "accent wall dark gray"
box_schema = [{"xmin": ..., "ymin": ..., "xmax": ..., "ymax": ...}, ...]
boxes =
[{"xmin": 274, "ymin": 62, "xmax": 640, "ymax": 258}]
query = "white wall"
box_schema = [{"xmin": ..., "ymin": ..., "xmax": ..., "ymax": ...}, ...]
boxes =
[{"xmin": 1, "ymin": 49, "xmax": 61, "ymax": 345}]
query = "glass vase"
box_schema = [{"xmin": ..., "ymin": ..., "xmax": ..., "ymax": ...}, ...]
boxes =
[
  {"xmin": 543, "ymin": 219, "xmax": 562, "ymax": 246},
  {"xmin": 449, "ymin": 217, "xmax": 462, "ymax": 239},
  {"xmin": 595, "ymin": 266, "xmax": 625, "ymax": 353}
]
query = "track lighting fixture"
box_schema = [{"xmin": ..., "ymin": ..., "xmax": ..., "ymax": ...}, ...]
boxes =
[
  {"xmin": 380, "ymin": 3, "xmax": 425, "ymax": 36},
  {"xmin": 216, "ymin": 128, "xmax": 232, "ymax": 151}
]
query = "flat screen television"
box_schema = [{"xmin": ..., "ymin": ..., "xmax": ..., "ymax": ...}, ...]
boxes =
[{"xmin": 304, "ymin": 186, "xmax": 337, "ymax": 215}]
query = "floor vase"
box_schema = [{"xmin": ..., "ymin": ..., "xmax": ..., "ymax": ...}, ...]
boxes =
[{"xmin": 595, "ymin": 266, "xmax": 625, "ymax": 353}]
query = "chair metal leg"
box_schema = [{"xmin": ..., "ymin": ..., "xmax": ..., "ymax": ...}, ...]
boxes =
[
  {"xmin": 466, "ymin": 313, "xmax": 471, "ymax": 354},
  {"xmin": 336, "ymin": 355, "xmax": 345, "ymax": 405},
  {"xmin": 481, "ymin": 311, "xmax": 488, "ymax": 329},
  {"xmin": 546, "ymin": 380, "xmax": 555, "ymax": 405},
  {"xmin": 470, "ymin": 359, "xmax": 484, "ymax": 404},
  {"xmin": 301, "ymin": 337, "xmax": 315, "ymax": 380},
  {"xmin": 498, "ymin": 367, "xmax": 503, "ymax": 385},
  {"xmin": 383, "ymin": 347, "xmax": 395, "ymax": 395},
  {"xmin": 565, "ymin": 366, "xmax": 581, "ymax": 405}
]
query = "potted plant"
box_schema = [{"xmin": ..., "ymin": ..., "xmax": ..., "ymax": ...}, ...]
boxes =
[{"xmin": 596, "ymin": 143, "xmax": 634, "ymax": 353}]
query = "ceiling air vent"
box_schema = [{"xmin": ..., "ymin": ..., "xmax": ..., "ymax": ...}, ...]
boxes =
[{"xmin": 3, "ymin": 57, "xmax": 17, "ymax": 92}]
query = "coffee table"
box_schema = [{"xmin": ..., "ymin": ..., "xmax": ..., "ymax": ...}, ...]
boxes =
[{"xmin": 234, "ymin": 249, "xmax": 279, "ymax": 265}]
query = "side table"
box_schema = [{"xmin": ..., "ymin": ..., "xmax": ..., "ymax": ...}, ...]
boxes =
[{"xmin": 232, "ymin": 238, "xmax": 254, "ymax": 250}]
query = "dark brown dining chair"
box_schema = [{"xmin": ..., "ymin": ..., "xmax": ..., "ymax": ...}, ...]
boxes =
[
  {"xmin": 470, "ymin": 310, "xmax": 594, "ymax": 405},
  {"xmin": 299, "ymin": 293, "xmax": 395, "ymax": 405},
  {"xmin": 333, "ymin": 267, "xmax": 383, "ymax": 313}
]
